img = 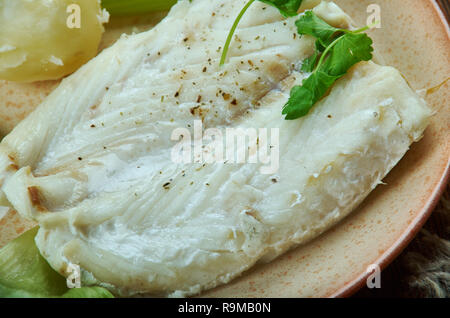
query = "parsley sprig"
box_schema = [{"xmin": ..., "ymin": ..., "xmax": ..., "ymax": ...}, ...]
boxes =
[
  {"xmin": 220, "ymin": 1, "xmax": 377, "ymax": 120},
  {"xmin": 283, "ymin": 11, "xmax": 374, "ymax": 119}
]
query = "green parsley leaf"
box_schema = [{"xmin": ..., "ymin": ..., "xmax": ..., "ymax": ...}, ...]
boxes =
[
  {"xmin": 259, "ymin": 0, "xmax": 304, "ymax": 17},
  {"xmin": 322, "ymin": 32, "xmax": 373, "ymax": 76},
  {"xmin": 295, "ymin": 10, "xmax": 341, "ymax": 46},
  {"xmin": 283, "ymin": 12, "xmax": 374, "ymax": 120},
  {"xmin": 282, "ymin": 71, "xmax": 338, "ymax": 119},
  {"xmin": 301, "ymin": 51, "xmax": 319, "ymax": 72},
  {"xmin": 315, "ymin": 40, "xmax": 327, "ymax": 52}
]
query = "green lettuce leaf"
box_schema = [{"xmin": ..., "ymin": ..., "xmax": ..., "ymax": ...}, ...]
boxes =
[
  {"xmin": 0, "ymin": 227, "xmax": 113, "ymax": 298},
  {"xmin": 62, "ymin": 287, "xmax": 114, "ymax": 298}
]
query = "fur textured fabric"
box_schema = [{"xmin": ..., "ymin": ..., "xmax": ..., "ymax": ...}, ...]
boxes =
[{"xmin": 402, "ymin": 189, "xmax": 450, "ymax": 298}]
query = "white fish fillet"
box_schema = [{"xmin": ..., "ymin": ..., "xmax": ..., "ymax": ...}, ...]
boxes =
[{"xmin": 0, "ymin": 0, "xmax": 431, "ymax": 297}]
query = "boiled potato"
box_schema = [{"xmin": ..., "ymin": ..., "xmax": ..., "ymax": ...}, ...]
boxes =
[{"xmin": 0, "ymin": 0, "xmax": 109, "ymax": 83}]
